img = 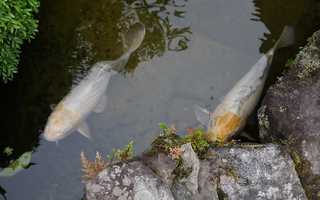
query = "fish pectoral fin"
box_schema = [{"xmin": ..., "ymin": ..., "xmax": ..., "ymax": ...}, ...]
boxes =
[
  {"xmin": 77, "ymin": 122, "xmax": 92, "ymax": 139},
  {"xmin": 193, "ymin": 104, "xmax": 211, "ymax": 128},
  {"xmin": 94, "ymin": 95, "xmax": 107, "ymax": 113}
]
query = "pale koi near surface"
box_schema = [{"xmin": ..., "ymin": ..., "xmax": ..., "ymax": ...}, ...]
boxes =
[{"xmin": 43, "ymin": 23, "xmax": 146, "ymax": 142}]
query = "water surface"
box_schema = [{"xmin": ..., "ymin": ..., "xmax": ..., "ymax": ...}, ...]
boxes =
[{"xmin": 0, "ymin": 0, "xmax": 320, "ymax": 199}]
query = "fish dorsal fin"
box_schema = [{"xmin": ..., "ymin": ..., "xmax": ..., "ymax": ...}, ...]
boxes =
[
  {"xmin": 193, "ymin": 104, "xmax": 211, "ymax": 129},
  {"xmin": 94, "ymin": 95, "xmax": 107, "ymax": 113},
  {"xmin": 77, "ymin": 122, "xmax": 92, "ymax": 139}
]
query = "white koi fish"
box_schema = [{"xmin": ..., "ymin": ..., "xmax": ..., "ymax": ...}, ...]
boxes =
[
  {"xmin": 194, "ymin": 26, "xmax": 294, "ymax": 142},
  {"xmin": 43, "ymin": 23, "xmax": 146, "ymax": 142}
]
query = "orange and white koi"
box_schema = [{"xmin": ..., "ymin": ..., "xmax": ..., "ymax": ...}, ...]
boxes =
[{"xmin": 194, "ymin": 26, "xmax": 294, "ymax": 142}]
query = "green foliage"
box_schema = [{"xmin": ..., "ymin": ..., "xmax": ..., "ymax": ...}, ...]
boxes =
[
  {"xmin": 151, "ymin": 123, "xmax": 211, "ymax": 159},
  {"xmin": 183, "ymin": 128, "xmax": 210, "ymax": 159},
  {"xmin": 108, "ymin": 141, "xmax": 134, "ymax": 161},
  {"xmin": 0, "ymin": 0, "xmax": 39, "ymax": 82}
]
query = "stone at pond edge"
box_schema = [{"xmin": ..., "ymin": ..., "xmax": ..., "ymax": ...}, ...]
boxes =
[
  {"xmin": 259, "ymin": 28, "xmax": 320, "ymax": 198},
  {"xmin": 141, "ymin": 152, "xmax": 176, "ymax": 186},
  {"xmin": 84, "ymin": 144, "xmax": 306, "ymax": 200},
  {"xmin": 206, "ymin": 144, "xmax": 306, "ymax": 200},
  {"xmin": 84, "ymin": 161, "xmax": 174, "ymax": 200}
]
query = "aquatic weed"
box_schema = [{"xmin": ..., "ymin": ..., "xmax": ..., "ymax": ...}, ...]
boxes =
[
  {"xmin": 150, "ymin": 123, "xmax": 211, "ymax": 159},
  {"xmin": 3, "ymin": 147, "xmax": 13, "ymax": 156},
  {"xmin": 80, "ymin": 152, "xmax": 108, "ymax": 181},
  {"xmin": 108, "ymin": 141, "xmax": 134, "ymax": 161}
]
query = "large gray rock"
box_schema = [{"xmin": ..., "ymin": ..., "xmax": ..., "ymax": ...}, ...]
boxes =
[
  {"xmin": 206, "ymin": 144, "xmax": 306, "ymax": 200},
  {"xmin": 84, "ymin": 144, "xmax": 306, "ymax": 200},
  {"xmin": 259, "ymin": 29, "xmax": 320, "ymax": 198},
  {"xmin": 84, "ymin": 161, "xmax": 174, "ymax": 200}
]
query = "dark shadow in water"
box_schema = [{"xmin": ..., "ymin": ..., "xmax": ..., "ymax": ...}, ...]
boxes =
[
  {"xmin": 252, "ymin": 0, "xmax": 320, "ymax": 52},
  {"xmin": 251, "ymin": 0, "xmax": 320, "ymax": 97},
  {"xmin": 0, "ymin": 0, "xmax": 191, "ymax": 171}
]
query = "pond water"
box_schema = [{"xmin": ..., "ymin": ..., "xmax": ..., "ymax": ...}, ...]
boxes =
[{"xmin": 0, "ymin": 0, "xmax": 319, "ymax": 199}]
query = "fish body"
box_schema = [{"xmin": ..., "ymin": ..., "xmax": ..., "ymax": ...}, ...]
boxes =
[
  {"xmin": 43, "ymin": 23, "xmax": 146, "ymax": 142},
  {"xmin": 43, "ymin": 64, "xmax": 115, "ymax": 141},
  {"xmin": 195, "ymin": 26, "xmax": 294, "ymax": 142}
]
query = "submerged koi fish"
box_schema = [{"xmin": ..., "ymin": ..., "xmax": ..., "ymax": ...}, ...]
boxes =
[
  {"xmin": 43, "ymin": 23, "xmax": 146, "ymax": 142},
  {"xmin": 194, "ymin": 26, "xmax": 294, "ymax": 142}
]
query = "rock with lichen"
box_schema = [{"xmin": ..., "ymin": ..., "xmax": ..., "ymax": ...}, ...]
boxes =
[
  {"xmin": 205, "ymin": 144, "xmax": 306, "ymax": 200},
  {"xmin": 84, "ymin": 161, "xmax": 175, "ymax": 200},
  {"xmin": 84, "ymin": 143, "xmax": 306, "ymax": 200},
  {"xmin": 258, "ymin": 29, "xmax": 320, "ymax": 198}
]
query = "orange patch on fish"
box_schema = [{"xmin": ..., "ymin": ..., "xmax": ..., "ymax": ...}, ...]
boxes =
[
  {"xmin": 50, "ymin": 103, "xmax": 81, "ymax": 126},
  {"xmin": 208, "ymin": 112, "xmax": 242, "ymax": 142}
]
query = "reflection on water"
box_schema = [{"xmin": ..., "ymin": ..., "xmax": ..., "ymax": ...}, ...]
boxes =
[
  {"xmin": 0, "ymin": 0, "xmax": 320, "ymax": 199},
  {"xmin": 70, "ymin": 0, "xmax": 191, "ymax": 81},
  {"xmin": 252, "ymin": 0, "xmax": 320, "ymax": 53}
]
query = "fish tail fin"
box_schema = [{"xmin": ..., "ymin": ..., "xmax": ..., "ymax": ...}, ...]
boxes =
[
  {"xmin": 275, "ymin": 26, "xmax": 295, "ymax": 49},
  {"xmin": 112, "ymin": 22, "xmax": 146, "ymax": 70},
  {"xmin": 123, "ymin": 22, "xmax": 146, "ymax": 54}
]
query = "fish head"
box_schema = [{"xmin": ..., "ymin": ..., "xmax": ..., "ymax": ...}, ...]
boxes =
[
  {"xmin": 43, "ymin": 103, "xmax": 78, "ymax": 141},
  {"xmin": 207, "ymin": 111, "xmax": 242, "ymax": 142}
]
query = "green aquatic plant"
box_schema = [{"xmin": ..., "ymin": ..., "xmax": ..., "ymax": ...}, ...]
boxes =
[
  {"xmin": 150, "ymin": 123, "xmax": 211, "ymax": 159},
  {"xmin": 109, "ymin": 141, "xmax": 134, "ymax": 161},
  {"xmin": 0, "ymin": 151, "xmax": 32, "ymax": 177},
  {"xmin": 0, "ymin": 0, "xmax": 39, "ymax": 82},
  {"xmin": 2, "ymin": 147, "xmax": 13, "ymax": 156},
  {"xmin": 183, "ymin": 128, "xmax": 210, "ymax": 159},
  {"xmin": 285, "ymin": 57, "xmax": 295, "ymax": 68},
  {"xmin": 80, "ymin": 152, "xmax": 107, "ymax": 181},
  {"xmin": 80, "ymin": 141, "xmax": 135, "ymax": 180}
]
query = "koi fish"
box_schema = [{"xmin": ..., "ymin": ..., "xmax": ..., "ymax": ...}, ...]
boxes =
[
  {"xmin": 194, "ymin": 26, "xmax": 294, "ymax": 142},
  {"xmin": 43, "ymin": 23, "xmax": 146, "ymax": 142}
]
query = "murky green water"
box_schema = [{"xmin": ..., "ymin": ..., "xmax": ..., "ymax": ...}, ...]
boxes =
[{"xmin": 0, "ymin": 0, "xmax": 319, "ymax": 199}]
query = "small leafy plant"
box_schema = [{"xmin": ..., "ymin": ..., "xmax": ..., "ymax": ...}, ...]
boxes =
[
  {"xmin": 151, "ymin": 123, "xmax": 211, "ymax": 159},
  {"xmin": 0, "ymin": 0, "xmax": 40, "ymax": 82},
  {"xmin": 80, "ymin": 141, "xmax": 135, "ymax": 181},
  {"xmin": 108, "ymin": 141, "xmax": 134, "ymax": 161}
]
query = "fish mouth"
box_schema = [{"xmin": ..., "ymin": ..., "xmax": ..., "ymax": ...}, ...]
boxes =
[{"xmin": 42, "ymin": 131, "xmax": 65, "ymax": 142}]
